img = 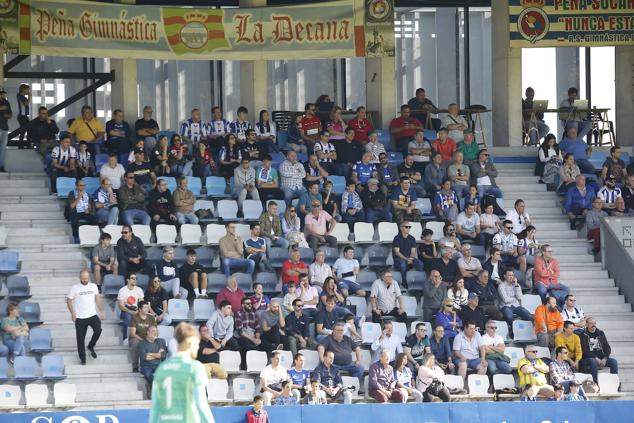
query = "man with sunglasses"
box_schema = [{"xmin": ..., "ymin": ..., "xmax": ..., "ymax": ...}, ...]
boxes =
[
  {"xmin": 68, "ymin": 178, "xmax": 97, "ymax": 243},
  {"xmin": 235, "ymin": 297, "xmax": 263, "ymax": 370},
  {"xmin": 117, "ymin": 271, "xmax": 144, "ymax": 344},
  {"xmin": 492, "ymin": 220, "xmax": 520, "ymax": 268},
  {"xmin": 518, "ymin": 345, "xmax": 554, "ymax": 398},
  {"xmin": 470, "ymin": 149, "xmax": 503, "ymax": 199},
  {"xmin": 481, "ymin": 320, "xmax": 512, "ymax": 376},
  {"xmin": 285, "ymin": 298, "xmax": 316, "ymax": 356},
  {"xmin": 116, "ymin": 224, "xmax": 148, "ymax": 276}
]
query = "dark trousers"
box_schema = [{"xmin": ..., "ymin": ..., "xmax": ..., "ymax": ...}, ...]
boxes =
[
  {"xmin": 75, "ymin": 314, "xmax": 102, "ymax": 363},
  {"xmin": 372, "ymin": 307, "xmax": 408, "ymax": 324},
  {"xmin": 70, "ymin": 211, "xmax": 97, "ymax": 239},
  {"xmin": 580, "ymin": 357, "xmax": 618, "ymax": 382},
  {"xmin": 422, "ymin": 386, "xmax": 450, "ymax": 402},
  {"xmin": 306, "ymin": 234, "xmax": 337, "ymax": 252},
  {"xmin": 141, "ymin": 363, "xmax": 159, "ymax": 385},
  {"xmin": 18, "ymin": 115, "xmax": 30, "ymax": 145},
  {"xmin": 260, "ymin": 325, "xmax": 288, "ymax": 352}
]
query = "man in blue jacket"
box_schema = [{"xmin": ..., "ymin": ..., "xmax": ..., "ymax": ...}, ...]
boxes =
[
  {"xmin": 564, "ymin": 175, "xmax": 596, "ymax": 230},
  {"xmin": 559, "ymin": 127, "xmax": 595, "ymax": 174}
]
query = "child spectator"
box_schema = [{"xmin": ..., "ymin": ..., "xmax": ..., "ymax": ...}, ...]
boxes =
[
  {"xmin": 283, "ymin": 283, "xmax": 298, "ymax": 316},
  {"xmin": 246, "ymin": 395, "xmax": 268, "ymax": 423},
  {"xmin": 343, "ymin": 313, "xmax": 362, "ymax": 343},
  {"xmin": 250, "ymin": 282, "xmax": 270, "ymax": 312}
]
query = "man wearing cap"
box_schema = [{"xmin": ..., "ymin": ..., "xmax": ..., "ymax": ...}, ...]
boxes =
[
  {"xmin": 127, "ymin": 147, "xmax": 156, "ymax": 192},
  {"xmin": 392, "ymin": 222, "xmax": 424, "ymax": 287},
  {"xmin": 0, "ymin": 87, "xmax": 11, "ymax": 172},
  {"xmin": 304, "ymin": 201, "xmax": 337, "ymax": 252},
  {"xmin": 361, "ymin": 178, "xmax": 391, "ymax": 223},
  {"xmin": 458, "ymin": 129, "xmax": 479, "ymax": 164},
  {"xmin": 432, "ymin": 128, "xmax": 457, "ymax": 164}
]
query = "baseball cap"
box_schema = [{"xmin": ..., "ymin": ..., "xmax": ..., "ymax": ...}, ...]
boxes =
[
  {"xmin": 468, "ymin": 292, "xmax": 478, "ymax": 300},
  {"xmin": 463, "ymin": 128, "xmax": 473, "ymax": 135},
  {"xmin": 134, "ymin": 148, "xmax": 145, "ymax": 155},
  {"xmin": 368, "ymin": 178, "xmax": 379, "ymax": 185}
]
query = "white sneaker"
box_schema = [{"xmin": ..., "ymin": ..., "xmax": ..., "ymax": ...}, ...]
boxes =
[{"xmin": 122, "ymin": 338, "xmax": 129, "ymax": 346}]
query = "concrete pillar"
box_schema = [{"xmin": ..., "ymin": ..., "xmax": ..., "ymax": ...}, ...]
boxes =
[
  {"xmin": 110, "ymin": 58, "xmax": 138, "ymax": 122},
  {"xmin": 491, "ymin": 0, "xmax": 522, "ymax": 147},
  {"xmin": 365, "ymin": 56, "xmax": 396, "ymax": 130},
  {"xmin": 239, "ymin": 0, "xmax": 268, "ymax": 120},
  {"xmin": 555, "ymin": 48, "xmax": 579, "ymax": 136},
  {"xmin": 615, "ymin": 46, "xmax": 634, "ymax": 146},
  {"xmin": 435, "ymin": 8, "xmax": 458, "ymax": 109}
]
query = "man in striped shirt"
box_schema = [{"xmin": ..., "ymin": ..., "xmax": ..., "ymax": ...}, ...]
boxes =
[
  {"xmin": 180, "ymin": 108, "xmax": 207, "ymax": 154},
  {"xmin": 50, "ymin": 134, "xmax": 77, "ymax": 194},
  {"xmin": 279, "ymin": 150, "xmax": 307, "ymax": 205},
  {"xmin": 597, "ymin": 175, "xmax": 622, "ymax": 210},
  {"xmin": 207, "ymin": 106, "xmax": 230, "ymax": 152},
  {"xmin": 229, "ymin": 106, "xmax": 252, "ymax": 142}
]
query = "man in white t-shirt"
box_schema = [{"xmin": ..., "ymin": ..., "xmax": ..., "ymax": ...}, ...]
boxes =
[
  {"xmin": 481, "ymin": 320, "xmax": 512, "ymax": 376},
  {"xmin": 455, "ymin": 203, "xmax": 483, "ymax": 245},
  {"xmin": 452, "ymin": 321, "xmax": 487, "ymax": 378},
  {"xmin": 260, "ymin": 351, "xmax": 290, "ymax": 405},
  {"xmin": 99, "ymin": 153, "xmax": 126, "ymax": 191},
  {"xmin": 297, "ymin": 274, "xmax": 320, "ymax": 320},
  {"xmin": 505, "ymin": 199, "xmax": 532, "ymax": 235},
  {"xmin": 117, "ymin": 272, "xmax": 144, "ymax": 342},
  {"xmin": 332, "ymin": 246, "xmax": 364, "ymax": 297},
  {"xmin": 66, "ymin": 269, "xmax": 105, "ymax": 365}
]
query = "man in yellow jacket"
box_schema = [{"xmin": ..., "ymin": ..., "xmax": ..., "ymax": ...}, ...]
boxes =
[{"xmin": 555, "ymin": 321, "xmax": 582, "ymax": 370}]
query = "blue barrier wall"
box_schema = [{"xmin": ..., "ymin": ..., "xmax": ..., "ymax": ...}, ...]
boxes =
[{"xmin": 3, "ymin": 401, "xmax": 634, "ymax": 423}]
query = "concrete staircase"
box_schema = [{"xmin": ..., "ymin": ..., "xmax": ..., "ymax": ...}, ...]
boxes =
[
  {"xmin": 497, "ymin": 163, "xmax": 634, "ymax": 398},
  {"xmin": 0, "ymin": 171, "xmax": 149, "ymax": 409}
]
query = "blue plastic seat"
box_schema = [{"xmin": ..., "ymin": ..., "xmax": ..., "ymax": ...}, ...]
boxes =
[
  {"xmin": 424, "ymin": 129, "xmax": 437, "ymax": 141},
  {"xmin": 186, "ymin": 176, "xmax": 203, "ymax": 197},
  {"xmin": 388, "ymin": 152, "xmax": 403, "ymax": 166},
  {"xmin": 82, "ymin": 177, "xmax": 100, "ymax": 195},
  {"xmin": 589, "ymin": 150, "xmax": 608, "ymax": 172},
  {"xmin": 206, "ymin": 273, "xmax": 227, "ymax": 294},
  {"xmin": 270, "ymin": 153, "xmax": 285, "ymax": 167},
  {"xmin": 19, "ymin": 302, "xmax": 42, "ymax": 325},
  {"xmin": 268, "ymin": 247, "xmax": 289, "ymax": 269},
  {"xmin": 242, "ymin": 200, "xmax": 263, "ymax": 221},
  {"xmin": 0, "ymin": 251, "xmax": 19, "ymax": 274},
  {"xmin": 158, "ymin": 176, "xmax": 177, "ymax": 193},
  {"xmin": 30, "ymin": 328, "xmax": 54, "ymax": 353},
  {"xmin": 42, "ymin": 355, "xmax": 66, "ymax": 381},
  {"xmin": 56, "ymin": 177, "xmax": 76, "ymax": 199},
  {"xmin": 0, "ymin": 357, "xmax": 8, "ymax": 381},
  {"xmin": 329, "ymin": 175, "xmax": 347, "ymax": 195},
  {"xmin": 194, "ymin": 247, "xmax": 216, "ymax": 269},
  {"xmin": 276, "ymin": 130, "xmax": 288, "ymax": 150},
  {"xmin": 297, "ymin": 153, "xmax": 308, "ymax": 163},
  {"xmin": 14, "ymin": 356, "xmax": 38, "ymax": 381},
  {"xmin": 406, "ymin": 270, "xmax": 427, "ymax": 292},
  {"xmin": 217, "ymin": 200, "xmax": 238, "ymax": 221},
  {"xmin": 95, "ymin": 153, "xmax": 109, "ymax": 170},
  {"xmin": 233, "ymin": 272, "xmax": 253, "ymax": 291},
  {"xmin": 254, "ymin": 272, "xmax": 278, "ymax": 292},
  {"xmin": 102, "ymin": 275, "xmax": 125, "ymax": 298},
  {"xmin": 206, "ymin": 176, "xmax": 232, "ymax": 198},
  {"xmin": 6, "ymin": 275, "xmax": 30, "ymax": 299}
]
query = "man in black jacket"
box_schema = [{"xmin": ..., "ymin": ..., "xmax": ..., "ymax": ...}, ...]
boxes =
[
  {"xmin": 361, "ymin": 178, "xmax": 392, "ymax": 223},
  {"xmin": 579, "ymin": 317, "xmax": 618, "ymax": 382},
  {"xmin": 30, "ymin": 106, "xmax": 60, "ymax": 156},
  {"xmin": 116, "ymin": 224, "xmax": 148, "ymax": 275},
  {"xmin": 148, "ymin": 179, "xmax": 178, "ymax": 229},
  {"xmin": 335, "ymin": 128, "xmax": 363, "ymax": 179}
]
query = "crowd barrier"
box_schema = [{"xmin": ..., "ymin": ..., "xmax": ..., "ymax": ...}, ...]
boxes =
[{"xmin": 7, "ymin": 401, "xmax": 634, "ymax": 423}]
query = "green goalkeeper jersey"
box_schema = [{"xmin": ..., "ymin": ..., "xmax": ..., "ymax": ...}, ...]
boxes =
[{"xmin": 150, "ymin": 353, "xmax": 215, "ymax": 423}]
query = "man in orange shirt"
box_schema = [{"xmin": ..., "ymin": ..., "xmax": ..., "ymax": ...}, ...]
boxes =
[
  {"xmin": 533, "ymin": 244, "xmax": 569, "ymax": 308},
  {"xmin": 432, "ymin": 128, "xmax": 457, "ymax": 164},
  {"xmin": 534, "ymin": 296, "xmax": 563, "ymax": 348}
]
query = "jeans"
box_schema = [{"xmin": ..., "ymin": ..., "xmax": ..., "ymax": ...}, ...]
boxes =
[
  {"xmin": 160, "ymin": 278, "xmax": 188, "ymax": 298},
  {"xmin": 143, "ymin": 136, "xmax": 157, "ymax": 153},
  {"xmin": 120, "ymin": 312, "xmax": 134, "ymax": 341},
  {"xmin": 4, "ymin": 335, "xmax": 28, "ymax": 356},
  {"xmin": 283, "ymin": 186, "xmax": 307, "ymax": 205},
  {"xmin": 306, "ymin": 234, "xmax": 337, "ymax": 251},
  {"xmin": 366, "ymin": 208, "xmax": 392, "ymax": 223},
  {"xmin": 0, "ymin": 129, "xmax": 8, "ymax": 169},
  {"xmin": 122, "ymin": 209, "xmax": 151, "ymax": 225},
  {"xmin": 534, "ymin": 282, "xmax": 570, "ymax": 308},
  {"xmin": 487, "ymin": 358, "xmax": 513, "ymax": 376},
  {"xmin": 393, "ymin": 257, "xmax": 424, "ymax": 288},
  {"xmin": 333, "ymin": 363, "xmax": 365, "ymax": 389},
  {"xmin": 176, "ymin": 211, "xmax": 199, "ymax": 225},
  {"xmin": 478, "ymin": 185, "xmax": 503, "ymax": 199},
  {"xmin": 580, "ymin": 357, "xmax": 618, "ymax": 382},
  {"xmin": 524, "ymin": 120, "xmax": 550, "ymax": 146},
  {"xmin": 576, "ymin": 158, "xmax": 596, "ymax": 174},
  {"xmin": 171, "ymin": 161, "xmax": 193, "ymax": 177},
  {"xmin": 95, "ymin": 207, "xmax": 120, "ymax": 225},
  {"xmin": 264, "ymin": 237, "xmax": 289, "ymax": 251},
  {"xmin": 337, "ymin": 280, "xmax": 362, "ymax": 296},
  {"xmin": 140, "ymin": 363, "xmax": 160, "ymax": 385},
  {"xmin": 70, "ymin": 212, "xmax": 97, "ymax": 239},
  {"xmin": 501, "ymin": 305, "xmax": 533, "ymax": 325},
  {"xmin": 453, "ymin": 184, "xmax": 470, "ymax": 200},
  {"xmin": 75, "ymin": 314, "xmax": 102, "ymax": 363},
  {"xmin": 342, "ymin": 210, "xmax": 366, "ymax": 232},
  {"xmin": 222, "ymin": 258, "xmax": 255, "ymax": 277}
]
